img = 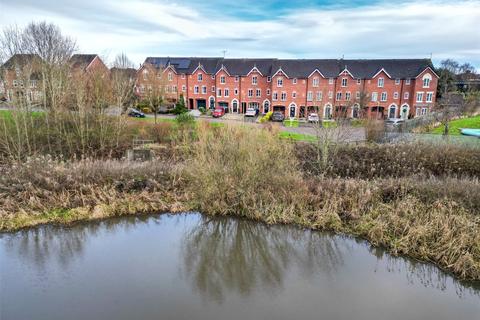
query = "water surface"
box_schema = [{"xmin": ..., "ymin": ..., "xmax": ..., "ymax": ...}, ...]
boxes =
[{"xmin": 1, "ymin": 213, "xmax": 479, "ymax": 320}]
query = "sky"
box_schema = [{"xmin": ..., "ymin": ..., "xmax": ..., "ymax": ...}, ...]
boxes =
[{"xmin": 1, "ymin": 0, "xmax": 479, "ymax": 69}]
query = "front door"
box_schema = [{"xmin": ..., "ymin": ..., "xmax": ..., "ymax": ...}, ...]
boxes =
[
  {"xmin": 289, "ymin": 105, "xmax": 296, "ymax": 118},
  {"xmin": 232, "ymin": 101, "xmax": 238, "ymax": 113},
  {"xmin": 389, "ymin": 106, "xmax": 396, "ymax": 119}
]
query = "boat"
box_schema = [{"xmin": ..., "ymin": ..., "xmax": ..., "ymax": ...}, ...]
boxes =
[{"xmin": 460, "ymin": 128, "xmax": 480, "ymax": 138}]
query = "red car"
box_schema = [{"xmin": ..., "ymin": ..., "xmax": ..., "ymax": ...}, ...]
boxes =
[{"xmin": 212, "ymin": 108, "xmax": 225, "ymax": 118}]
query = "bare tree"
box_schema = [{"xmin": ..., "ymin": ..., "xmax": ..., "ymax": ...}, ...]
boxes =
[
  {"xmin": 143, "ymin": 63, "xmax": 167, "ymax": 124},
  {"xmin": 435, "ymin": 91, "xmax": 479, "ymax": 136},
  {"xmin": 111, "ymin": 53, "xmax": 136, "ymax": 112}
]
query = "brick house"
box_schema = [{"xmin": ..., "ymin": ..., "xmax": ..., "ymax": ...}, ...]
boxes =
[
  {"xmin": 0, "ymin": 54, "xmax": 43, "ymax": 104},
  {"xmin": 135, "ymin": 57, "xmax": 438, "ymax": 119},
  {"xmin": 69, "ymin": 54, "xmax": 109, "ymax": 75}
]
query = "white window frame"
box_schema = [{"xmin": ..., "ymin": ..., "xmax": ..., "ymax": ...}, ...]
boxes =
[
  {"xmin": 312, "ymin": 78, "xmax": 319, "ymax": 87},
  {"xmin": 267, "ymin": 76, "xmax": 271, "ymax": 82},
  {"xmin": 357, "ymin": 79, "xmax": 361, "ymax": 85},
  {"xmin": 277, "ymin": 78, "xmax": 283, "ymax": 87},
  {"xmin": 194, "ymin": 85, "xmax": 199, "ymax": 94},
  {"xmin": 341, "ymin": 78, "xmax": 347, "ymax": 87},
  {"xmin": 266, "ymin": 89, "xmax": 270, "ymax": 95},
  {"xmin": 404, "ymin": 92, "xmax": 409, "ymax": 99},
  {"xmin": 168, "ymin": 72, "xmax": 173, "ymax": 81},
  {"xmin": 217, "ymin": 88, "xmax": 222, "ymax": 97},
  {"xmin": 248, "ymin": 89, "xmax": 253, "ymax": 97},
  {"xmin": 416, "ymin": 92, "xmax": 424, "ymax": 103},
  {"xmin": 380, "ymin": 92, "xmax": 387, "ymax": 102},
  {"xmin": 235, "ymin": 76, "xmax": 239, "ymax": 82},
  {"xmin": 224, "ymin": 88, "xmax": 230, "ymax": 97},
  {"xmin": 393, "ymin": 92, "xmax": 399, "ymax": 99},
  {"xmin": 426, "ymin": 92, "xmax": 433, "ymax": 103},
  {"xmin": 336, "ymin": 92, "xmax": 342, "ymax": 100},
  {"xmin": 234, "ymin": 88, "xmax": 239, "ymax": 95},
  {"xmin": 371, "ymin": 92, "xmax": 378, "ymax": 102},
  {"xmin": 202, "ymin": 86, "xmax": 207, "ymax": 94},
  {"xmin": 395, "ymin": 79, "xmax": 400, "ymax": 85},
  {"xmin": 406, "ymin": 79, "xmax": 411, "ymax": 85},
  {"xmin": 197, "ymin": 73, "xmax": 203, "ymax": 81},
  {"xmin": 252, "ymin": 76, "xmax": 258, "ymax": 85},
  {"xmin": 256, "ymin": 88, "xmax": 261, "ymax": 97},
  {"xmin": 281, "ymin": 92, "xmax": 287, "ymax": 101},
  {"xmin": 293, "ymin": 78, "xmax": 297, "ymax": 84},
  {"xmin": 378, "ymin": 77, "xmax": 384, "ymax": 88},
  {"xmin": 329, "ymin": 78, "xmax": 334, "ymax": 85},
  {"xmin": 345, "ymin": 92, "xmax": 351, "ymax": 101},
  {"xmin": 220, "ymin": 76, "xmax": 226, "ymax": 84},
  {"xmin": 272, "ymin": 92, "xmax": 278, "ymax": 101},
  {"xmin": 316, "ymin": 91, "xmax": 322, "ymax": 101}
]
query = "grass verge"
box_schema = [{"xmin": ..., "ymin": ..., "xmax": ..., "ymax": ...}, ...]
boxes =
[{"xmin": 431, "ymin": 115, "xmax": 480, "ymax": 135}]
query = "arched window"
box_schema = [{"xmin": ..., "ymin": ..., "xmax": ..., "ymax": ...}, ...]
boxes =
[
  {"xmin": 352, "ymin": 104, "xmax": 360, "ymax": 118},
  {"xmin": 209, "ymin": 97, "xmax": 215, "ymax": 109},
  {"xmin": 422, "ymin": 74, "xmax": 432, "ymax": 88},
  {"xmin": 324, "ymin": 104, "xmax": 332, "ymax": 119},
  {"xmin": 388, "ymin": 104, "xmax": 397, "ymax": 119}
]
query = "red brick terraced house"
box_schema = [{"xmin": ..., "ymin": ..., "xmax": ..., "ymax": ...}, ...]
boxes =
[
  {"xmin": 134, "ymin": 57, "xmax": 439, "ymax": 119},
  {"xmin": 0, "ymin": 54, "xmax": 44, "ymax": 104}
]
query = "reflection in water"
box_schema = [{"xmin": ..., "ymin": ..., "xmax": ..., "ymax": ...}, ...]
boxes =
[{"xmin": 181, "ymin": 216, "xmax": 347, "ymax": 302}]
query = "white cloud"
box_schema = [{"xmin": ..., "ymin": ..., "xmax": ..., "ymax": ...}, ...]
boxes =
[{"xmin": 0, "ymin": 0, "xmax": 479, "ymax": 68}]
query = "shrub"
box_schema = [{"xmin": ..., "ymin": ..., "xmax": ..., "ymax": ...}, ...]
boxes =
[
  {"xmin": 141, "ymin": 107, "xmax": 152, "ymax": 114},
  {"xmin": 259, "ymin": 111, "xmax": 273, "ymax": 123},
  {"xmin": 198, "ymin": 107, "xmax": 206, "ymax": 114},
  {"xmin": 175, "ymin": 112, "xmax": 195, "ymax": 125},
  {"xmin": 364, "ymin": 119, "xmax": 385, "ymax": 142}
]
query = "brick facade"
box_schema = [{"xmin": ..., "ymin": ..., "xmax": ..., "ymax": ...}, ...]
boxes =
[{"xmin": 135, "ymin": 57, "xmax": 439, "ymax": 119}]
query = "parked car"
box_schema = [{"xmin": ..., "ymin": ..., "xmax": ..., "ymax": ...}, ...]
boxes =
[
  {"xmin": 212, "ymin": 108, "xmax": 225, "ymax": 118},
  {"xmin": 127, "ymin": 108, "xmax": 145, "ymax": 118},
  {"xmin": 245, "ymin": 107, "xmax": 257, "ymax": 117},
  {"xmin": 271, "ymin": 111, "xmax": 285, "ymax": 122},
  {"xmin": 385, "ymin": 118, "xmax": 405, "ymax": 126},
  {"xmin": 308, "ymin": 113, "xmax": 320, "ymax": 123},
  {"xmin": 188, "ymin": 109, "xmax": 201, "ymax": 117}
]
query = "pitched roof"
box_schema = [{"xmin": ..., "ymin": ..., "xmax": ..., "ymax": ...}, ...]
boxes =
[
  {"xmin": 2, "ymin": 54, "xmax": 42, "ymax": 69},
  {"xmin": 142, "ymin": 57, "xmax": 434, "ymax": 79},
  {"xmin": 69, "ymin": 54, "xmax": 98, "ymax": 69},
  {"xmin": 110, "ymin": 67, "xmax": 137, "ymax": 78}
]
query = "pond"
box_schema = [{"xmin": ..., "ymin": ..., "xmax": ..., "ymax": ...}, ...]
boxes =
[{"xmin": 1, "ymin": 213, "xmax": 479, "ymax": 320}]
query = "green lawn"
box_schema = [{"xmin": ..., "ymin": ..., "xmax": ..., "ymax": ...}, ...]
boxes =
[
  {"xmin": 431, "ymin": 115, "xmax": 480, "ymax": 135},
  {"xmin": 279, "ymin": 131, "xmax": 317, "ymax": 142},
  {"xmin": 0, "ymin": 109, "xmax": 44, "ymax": 121}
]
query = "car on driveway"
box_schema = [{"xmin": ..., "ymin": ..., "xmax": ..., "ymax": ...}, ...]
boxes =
[
  {"xmin": 385, "ymin": 118, "xmax": 405, "ymax": 126},
  {"xmin": 212, "ymin": 108, "xmax": 225, "ymax": 118},
  {"xmin": 128, "ymin": 108, "xmax": 145, "ymax": 118},
  {"xmin": 245, "ymin": 107, "xmax": 257, "ymax": 117},
  {"xmin": 271, "ymin": 111, "xmax": 285, "ymax": 122},
  {"xmin": 308, "ymin": 113, "xmax": 320, "ymax": 123}
]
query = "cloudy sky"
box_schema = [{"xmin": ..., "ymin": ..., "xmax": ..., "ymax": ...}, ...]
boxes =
[{"xmin": 1, "ymin": 0, "xmax": 479, "ymax": 68}]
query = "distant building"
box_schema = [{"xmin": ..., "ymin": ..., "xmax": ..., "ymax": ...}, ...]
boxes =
[
  {"xmin": 135, "ymin": 57, "xmax": 439, "ymax": 119},
  {"xmin": 454, "ymin": 71, "xmax": 480, "ymax": 92},
  {"xmin": 69, "ymin": 54, "xmax": 109, "ymax": 75},
  {"xmin": 0, "ymin": 54, "xmax": 43, "ymax": 104}
]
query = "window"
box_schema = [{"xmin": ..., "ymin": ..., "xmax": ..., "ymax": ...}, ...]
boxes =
[
  {"xmin": 371, "ymin": 92, "xmax": 378, "ymax": 102},
  {"xmin": 328, "ymin": 91, "xmax": 333, "ymax": 99},
  {"xmin": 395, "ymin": 79, "xmax": 400, "ymax": 85},
  {"xmin": 292, "ymin": 91, "xmax": 296, "ymax": 98},
  {"xmin": 266, "ymin": 89, "xmax": 270, "ymax": 95},
  {"xmin": 267, "ymin": 76, "xmax": 271, "ymax": 82},
  {"xmin": 293, "ymin": 78, "xmax": 297, "ymax": 84},
  {"xmin": 217, "ymin": 88, "xmax": 222, "ymax": 97},
  {"xmin": 426, "ymin": 92, "xmax": 433, "ymax": 102},
  {"xmin": 277, "ymin": 78, "xmax": 283, "ymax": 87},
  {"xmin": 168, "ymin": 72, "xmax": 173, "ymax": 81},
  {"xmin": 316, "ymin": 91, "xmax": 322, "ymax": 101},
  {"xmin": 273, "ymin": 92, "xmax": 278, "ymax": 101},
  {"xmin": 197, "ymin": 73, "xmax": 203, "ymax": 81},
  {"xmin": 356, "ymin": 91, "xmax": 360, "ymax": 100},
  {"xmin": 380, "ymin": 92, "xmax": 387, "ymax": 101},
  {"xmin": 165, "ymin": 86, "xmax": 170, "ymax": 93},
  {"xmin": 416, "ymin": 92, "xmax": 424, "ymax": 102},
  {"xmin": 307, "ymin": 91, "xmax": 313, "ymax": 101},
  {"xmin": 423, "ymin": 74, "xmax": 431, "ymax": 88},
  {"xmin": 13, "ymin": 80, "xmax": 19, "ymax": 87},
  {"xmin": 225, "ymin": 88, "xmax": 230, "ymax": 97},
  {"xmin": 173, "ymin": 85, "xmax": 177, "ymax": 93},
  {"xmin": 329, "ymin": 78, "xmax": 334, "ymax": 84},
  {"xmin": 416, "ymin": 107, "xmax": 421, "ymax": 117},
  {"xmin": 220, "ymin": 76, "xmax": 226, "ymax": 84},
  {"xmin": 211, "ymin": 75, "xmax": 215, "ymax": 80},
  {"xmin": 211, "ymin": 86, "xmax": 215, "ymax": 92},
  {"xmin": 404, "ymin": 92, "xmax": 409, "ymax": 99},
  {"xmin": 194, "ymin": 85, "xmax": 199, "ymax": 94},
  {"xmin": 235, "ymin": 76, "xmax": 239, "ymax": 82},
  {"xmin": 378, "ymin": 77, "xmax": 384, "ymax": 87},
  {"xmin": 345, "ymin": 92, "xmax": 351, "ymax": 101},
  {"xmin": 181, "ymin": 74, "xmax": 185, "ymax": 79},
  {"xmin": 256, "ymin": 89, "xmax": 261, "ymax": 97},
  {"xmin": 393, "ymin": 92, "xmax": 399, "ymax": 99},
  {"xmin": 143, "ymin": 69, "xmax": 148, "ymax": 80},
  {"xmin": 312, "ymin": 78, "xmax": 319, "ymax": 87},
  {"xmin": 139, "ymin": 85, "xmax": 145, "ymax": 93},
  {"xmin": 248, "ymin": 89, "xmax": 253, "ymax": 97},
  {"xmin": 357, "ymin": 79, "xmax": 361, "ymax": 85},
  {"xmin": 202, "ymin": 86, "xmax": 207, "ymax": 94},
  {"xmin": 336, "ymin": 92, "xmax": 342, "ymax": 100},
  {"xmin": 406, "ymin": 79, "xmax": 411, "ymax": 85},
  {"xmin": 182, "ymin": 85, "xmax": 186, "ymax": 92},
  {"xmin": 281, "ymin": 92, "xmax": 287, "ymax": 101},
  {"xmin": 341, "ymin": 78, "xmax": 348, "ymax": 87},
  {"xmin": 234, "ymin": 88, "xmax": 239, "ymax": 95},
  {"xmin": 421, "ymin": 107, "xmax": 428, "ymax": 115},
  {"xmin": 252, "ymin": 76, "xmax": 258, "ymax": 85}
]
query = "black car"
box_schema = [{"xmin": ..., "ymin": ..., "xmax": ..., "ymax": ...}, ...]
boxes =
[
  {"xmin": 128, "ymin": 108, "xmax": 146, "ymax": 118},
  {"xmin": 271, "ymin": 111, "xmax": 285, "ymax": 122}
]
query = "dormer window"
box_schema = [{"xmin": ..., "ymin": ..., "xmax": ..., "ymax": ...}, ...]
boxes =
[
  {"xmin": 277, "ymin": 78, "xmax": 283, "ymax": 87},
  {"xmin": 197, "ymin": 73, "xmax": 203, "ymax": 81},
  {"xmin": 378, "ymin": 78, "xmax": 384, "ymax": 88},
  {"xmin": 341, "ymin": 78, "xmax": 348, "ymax": 87}
]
